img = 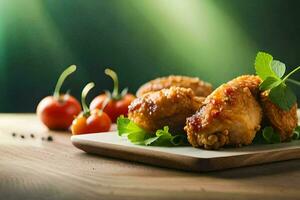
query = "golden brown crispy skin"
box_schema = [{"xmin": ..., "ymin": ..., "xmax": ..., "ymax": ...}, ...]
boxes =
[
  {"xmin": 260, "ymin": 91, "xmax": 298, "ymax": 141},
  {"xmin": 136, "ymin": 75, "xmax": 213, "ymax": 97},
  {"xmin": 128, "ymin": 87, "xmax": 204, "ymax": 134},
  {"xmin": 185, "ymin": 75, "xmax": 263, "ymax": 150}
]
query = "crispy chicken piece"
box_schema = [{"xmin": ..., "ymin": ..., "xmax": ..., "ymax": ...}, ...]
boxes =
[
  {"xmin": 136, "ymin": 75, "xmax": 213, "ymax": 97},
  {"xmin": 185, "ymin": 75, "xmax": 263, "ymax": 150},
  {"xmin": 128, "ymin": 87, "xmax": 204, "ymax": 134},
  {"xmin": 260, "ymin": 91, "xmax": 298, "ymax": 141}
]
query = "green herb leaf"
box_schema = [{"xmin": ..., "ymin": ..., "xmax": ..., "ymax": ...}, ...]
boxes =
[
  {"xmin": 117, "ymin": 116, "xmax": 149, "ymax": 145},
  {"xmin": 271, "ymin": 132, "xmax": 281, "ymax": 143},
  {"xmin": 144, "ymin": 127, "xmax": 173, "ymax": 146},
  {"xmin": 262, "ymin": 127, "xmax": 273, "ymax": 143},
  {"xmin": 259, "ymin": 76, "xmax": 281, "ymax": 91},
  {"xmin": 293, "ymin": 131, "xmax": 300, "ymax": 140},
  {"xmin": 117, "ymin": 117, "xmax": 188, "ymax": 146},
  {"xmin": 271, "ymin": 60, "xmax": 286, "ymax": 78},
  {"xmin": 255, "ymin": 52, "xmax": 275, "ymax": 80},
  {"xmin": 252, "ymin": 132, "xmax": 266, "ymax": 144},
  {"xmin": 145, "ymin": 126, "xmax": 188, "ymax": 146},
  {"xmin": 292, "ymin": 126, "xmax": 300, "ymax": 140},
  {"xmin": 269, "ymin": 84, "xmax": 297, "ymax": 111},
  {"xmin": 254, "ymin": 52, "xmax": 299, "ymax": 111},
  {"xmin": 262, "ymin": 126, "xmax": 281, "ymax": 144}
]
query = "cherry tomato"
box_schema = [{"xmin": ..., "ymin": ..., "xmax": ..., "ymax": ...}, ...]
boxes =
[
  {"xmin": 89, "ymin": 68, "xmax": 135, "ymax": 122},
  {"xmin": 71, "ymin": 110, "xmax": 111, "ymax": 135},
  {"xmin": 37, "ymin": 95, "xmax": 81, "ymax": 130},
  {"xmin": 36, "ymin": 65, "xmax": 81, "ymax": 130},
  {"xmin": 71, "ymin": 82, "xmax": 112, "ymax": 135},
  {"xmin": 90, "ymin": 93, "xmax": 135, "ymax": 122}
]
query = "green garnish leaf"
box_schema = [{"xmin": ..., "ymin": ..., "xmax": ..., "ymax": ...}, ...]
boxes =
[
  {"xmin": 144, "ymin": 126, "xmax": 174, "ymax": 146},
  {"xmin": 271, "ymin": 60, "xmax": 286, "ymax": 78},
  {"xmin": 259, "ymin": 76, "xmax": 281, "ymax": 91},
  {"xmin": 269, "ymin": 84, "xmax": 297, "ymax": 111},
  {"xmin": 117, "ymin": 117, "xmax": 188, "ymax": 146},
  {"xmin": 145, "ymin": 126, "xmax": 188, "ymax": 146},
  {"xmin": 254, "ymin": 125, "xmax": 300, "ymax": 144},
  {"xmin": 252, "ymin": 132, "xmax": 265, "ymax": 144},
  {"xmin": 262, "ymin": 126, "xmax": 281, "ymax": 144},
  {"xmin": 293, "ymin": 131, "xmax": 300, "ymax": 140},
  {"xmin": 262, "ymin": 126, "xmax": 273, "ymax": 143},
  {"xmin": 255, "ymin": 51, "xmax": 299, "ymax": 110},
  {"xmin": 292, "ymin": 126, "xmax": 300, "ymax": 140},
  {"xmin": 117, "ymin": 116, "xmax": 149, "ymax": 145},
  {"xmin": 255, "ymin": 52, "xmax": 275, "ymax": 80}
]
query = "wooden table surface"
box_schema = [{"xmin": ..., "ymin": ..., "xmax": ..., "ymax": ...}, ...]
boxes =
[{"xmin": 1, "ymin": 114, "xmax": 300, "ymax": 200}]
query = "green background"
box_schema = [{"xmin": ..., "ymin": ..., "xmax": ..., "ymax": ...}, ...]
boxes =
[{"xmin": 0, "ymin": 0, "xmax": 299, "ymax": 112}]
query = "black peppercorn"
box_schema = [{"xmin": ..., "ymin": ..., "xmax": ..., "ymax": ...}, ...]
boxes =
[{"xmin": 47, "ymin": 136, "xmax": 53, "ymax": 141}]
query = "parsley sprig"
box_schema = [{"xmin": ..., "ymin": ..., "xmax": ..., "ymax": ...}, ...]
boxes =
[
  {"xmin": 255, "ymin": 52, "xmax": 300, "ymax": 110},
  {"xmin": 117, "ymin": 116, "xmax": 188, "ymax": 146},
  {"xmin": 254, "ymin": 126, "xmax": 300, "ymax": 144}
]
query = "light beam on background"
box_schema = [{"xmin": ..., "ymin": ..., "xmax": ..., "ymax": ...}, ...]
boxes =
[
  {"xmin": 0, "ymin": 0, "xmax": 7, "ymax": 106},
  {"xmin": 119, "ymin": 0, "xmax": 257, "ymax": 85},
  {"xmin": 0, "ymin": 0, "xmax": 79, "ymax": 110},
  {"xmin": 0, "ymin": 0, "xmax": 74, "ymax": 64}
]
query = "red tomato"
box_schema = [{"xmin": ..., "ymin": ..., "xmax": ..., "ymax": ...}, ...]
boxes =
[
  {"xmin": 37, "ymin": 95, "xmax": 81, "ymax": 130},
  {"xmin": 89, "ymin": 93, "xmax": 135, "ymax": 122},
  {"xmin": 71, "ymin": 109, "xmax": 111, "ymax": 135},
  {"xmin": 37, "ymin": 65, "xmax": 80, "ymax": 130}
]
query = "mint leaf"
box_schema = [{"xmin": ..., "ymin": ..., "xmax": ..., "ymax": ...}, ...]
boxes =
[
  {"xmin": 271, "ymin": 60, "xmax": 286, "ymax": 78},
  {"xmin": 259, "ymin": 76, "xmax": 281, "ymax": 91},
  {"xmin": 255, "ymin": 52, "xmax": 275, "ymax": 80},
  {"xmin": 269, "ymin": 84, "xmax": 297, "ymax": 110},
  {"xmin": 117, "ymin": 117, "xmax": 188, "ymax": 146},
  {"xmin": 254, "ymin": 52, "xmax": 299, "ymax": 111},
  {"xmin": 262, "ymin": 126, "xmax": 281, "ymax": 144}
]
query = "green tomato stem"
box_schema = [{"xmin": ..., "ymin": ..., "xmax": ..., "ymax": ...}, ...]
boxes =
[
  {"xmin": 282, "ymin": 66, "xmax": 300, "ymax": 83},
  {"xmin": 287, "ymin": 78, "xmax": 300, "ymax": 86},
  {"xmin": 81, "ymin": 82, "xmax": 95, "ymax": 115},
  {"xmin": 53, "ymin": 65, "xmax": 77, "ymax": 99},
  {"xmin": 105, "ymin": 68, "xmax": 119, "ymax": 98}
]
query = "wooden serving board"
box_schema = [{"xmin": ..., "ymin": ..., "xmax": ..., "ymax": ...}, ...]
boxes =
[{"xmin": 71, "ymin": 131, "xmax": 300, "ymax": 172}]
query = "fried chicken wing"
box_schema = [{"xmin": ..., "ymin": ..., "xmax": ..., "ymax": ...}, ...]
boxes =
[
  {"xmin": 128, "ymin": 87, "xmax": 204, "ymax": 134},
  {"xmin": 185, "ymin": 75, "xmax": 263, "ymax": 149},
  {"xmin": 136, "ymin": 75, "xmax": 213, "ymax": 97},
  {"xmin": 260, "ymin": 91, "xmax": 298, "ymax": 141}
]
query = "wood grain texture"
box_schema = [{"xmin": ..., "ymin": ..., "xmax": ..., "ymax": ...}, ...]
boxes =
[{"xmin": 0, "ymin": 114, "xmax": 300, "ymax": 200}]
